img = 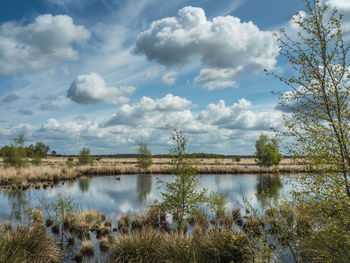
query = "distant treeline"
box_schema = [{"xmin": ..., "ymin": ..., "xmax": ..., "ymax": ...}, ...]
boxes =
[{"xmin": 51, "ymin": 153, "xmax": 264, "ymax": 158}]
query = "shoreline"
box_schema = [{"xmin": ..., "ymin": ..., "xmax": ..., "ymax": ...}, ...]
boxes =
[{"xmin": 0, "ymin": 157, "xmax": 307, "ymax": 189}]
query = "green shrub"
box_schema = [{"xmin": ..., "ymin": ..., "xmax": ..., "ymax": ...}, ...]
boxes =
[
  {"xmin": 78, "ymin": 147, "xmax": 93, "ymax": 165},
  {"xmin": 233, "ymin": 155, "xmax": 241, "ymax": 162},
  {"xmin": 255, "ymin": 134, "xmax": 282, "ymax": 167},
  {"xmin": 66, "ymin": 157, "xmax": 74, "ymax": 168},
  {"xmin": 1, "ymin": 145, "xmax": 26, "ymax": 168}
]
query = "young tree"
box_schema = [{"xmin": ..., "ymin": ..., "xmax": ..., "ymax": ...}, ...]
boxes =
[
  {"xmin": 137, "ymin": 142, "xmax": 153, "ymax": 169},
  {"xmin": 159, "ymin": 126, "xmax": 207, "ymax": 230},
  {"xmin": 272, "ymin": 0, "xmax": 350, "ymax": 197},
  {"xmin": 255, "ymin": 134, "xmax": 283, "ymax": 167},
  {"xmin": 267, "ymin": 0, "xmax": 350, "ymax": 260},
  {"xmin": 78, "ymin": 147, "xmax": 93, "ymax": 165}
]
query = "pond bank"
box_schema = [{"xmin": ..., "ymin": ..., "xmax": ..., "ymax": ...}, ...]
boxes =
[{"xmin": 0, "ymin": 157, "xmax": 306, "ymax": 188}]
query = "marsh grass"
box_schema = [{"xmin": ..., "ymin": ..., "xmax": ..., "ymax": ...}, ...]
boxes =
[
  {"xmin": 0, "ymin": 223, "xmax": 61, "ymax": 263},
  {"xmin": 110, "ymin": 227, "xmax": 252, "ymax": 263}
]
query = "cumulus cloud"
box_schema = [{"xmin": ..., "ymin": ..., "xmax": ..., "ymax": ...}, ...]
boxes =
[
  {"xmin": 67, "ymin": 72, "xmax": 136, "ymax": 105},
  {"xmin": 0, "ymin": 14, "xmax": 90, "ymax": 75},
  {"xmin": 1, "ymin": 93, "xmax": 19, "ymax": 104},
  {"xmin": 135, "ymin": 6, "xmax": 279, "ymax": 89},
  {"xmin": 104, "ymin": 94, "xmax": 281, "ymax": 133},
  {"xmin": 161, "ymin": 71, "xmax": 177, "ymax": 85},
  {"xmin": 197, "ymin": 99, "xmax": 281, "ymax": 130},
  {"xmin": 194, "ymin": 67, "xmax": 243, "ymax": 90},
  {"xmin": 104, "ymin": 94, "xmax": 192, "ymax": 126},
  {"xmin": 0, "ymin": 96, "xmax": 282, "ymax": 154}
]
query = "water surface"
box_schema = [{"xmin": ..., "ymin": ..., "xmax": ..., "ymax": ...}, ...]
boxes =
[{"xmin": 0, "ymin": 174, "xmax": 296, "ymax": 223}]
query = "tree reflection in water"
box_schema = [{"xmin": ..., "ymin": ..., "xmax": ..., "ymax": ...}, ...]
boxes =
[
  {"xmin": 78, "ymin": 177, "xmax": 90, "ymax": 193},
  {"xmin": 5, "ymin": 189, "xmax": 31, "ymax": 222},
  {"xmin": 136, "ymin": 175, "xmax": 152, "ymax": 203},
  {"xmin": 256, "ymin": 175, "xmax": 283, "ymax": 204}
]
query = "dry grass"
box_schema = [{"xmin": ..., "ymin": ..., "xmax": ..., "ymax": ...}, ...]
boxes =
[
  {"xmin": 110, "ymin": 227, "xmax": 252, "ymax": 263},
  {"xmin": 0, "ymin": 156, "xmax": 307, "ymax": 188},
  {"xmin": 0, "ymin": 224, "xmax": 61, "ymax": 263}
]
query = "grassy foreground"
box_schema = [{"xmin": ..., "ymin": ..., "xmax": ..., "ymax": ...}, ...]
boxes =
[
  {"xmin": 0, "ymin": 157, "xmax": 305, "ymax": 188},
  {"xmin": 1, "ymin": 202, "xmax": 340, "ymax": 263}
]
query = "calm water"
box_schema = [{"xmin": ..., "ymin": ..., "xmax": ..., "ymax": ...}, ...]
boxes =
[{"xmin": 0, "ymin": 174, "xmax": 297, "ymax": 223}]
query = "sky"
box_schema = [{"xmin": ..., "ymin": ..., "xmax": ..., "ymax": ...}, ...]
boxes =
[{"xmin": 0, "ymin": 0, "xmax": 349, "ymax": 155}]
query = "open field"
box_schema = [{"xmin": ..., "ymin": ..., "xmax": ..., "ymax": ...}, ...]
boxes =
[{"xmin": 0, "ymin": 157, "xmax": 306, "ymax": 188}]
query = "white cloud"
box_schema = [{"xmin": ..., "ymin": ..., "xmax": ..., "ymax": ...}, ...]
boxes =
[
  {"xmin": 327, "ymin": 0, "xmax": 350, "ymax": 9},
  {"xmin": 0, "ymin": 14, "xmax": 90, "ymax": 75},
  {"xmin": 67, "ymin": 72, "xmax": 136, "ymax": 105},
  {"xmin": 0, "ymin": 96, "xmax": 283, "ymax": 155},
  {"xmin": 161, "ymin": 71, "xmax": 177, "ymax": 85},
  {"xmin": 135, "ymin": 6, "xmax": 279, "ymax": 89},
  {"xmin": 104, "ymin": 94, "xmax": 192, "ymax": 126},
  {"xmin": 327, "ymin": 0, "xmax": 350, "ymax": 34},
  {"xmin": 197, "ymin": 99, "xmax": 281, "ymax": 130},
  {"xmin": 105, "ymin": 95, "xmax": 281, "ymax": 132},
  {"xmin": 194, "ymin": 67, "xmax": 243, "ymax": 90}
]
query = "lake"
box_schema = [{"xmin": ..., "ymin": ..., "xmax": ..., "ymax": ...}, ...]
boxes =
[{"xmin": 0, "ymin": 174, "xmax": 297, "ymax": 224}]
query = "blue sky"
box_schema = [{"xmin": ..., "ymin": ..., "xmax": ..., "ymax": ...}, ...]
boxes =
[{"xmin": 0, "ymin": 0, "xmax": 349, "ymax": 155}]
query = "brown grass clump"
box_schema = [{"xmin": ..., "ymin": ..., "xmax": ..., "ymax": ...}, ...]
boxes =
[
  {"xmin": 195, "ymin": 228, "xmax": 252, "ymax": 263},
  {"xmin": 147, "ymin": 206, "xmax": 160, "ymax": 227},
  {"xmin": 104, "ymin": 220, "xmax": 112, "ymax": 228},
  {"xmin": 0, "ymin": 224, "xmax": 61, "ymax": 263},
  {"xmin": 33, "ymin": 209, "xmax": 44, "ymax": 225},
  {"xmin": 110, "ymin": 224, "xmax": 253, "ymax": 263},
  {"xmin": 80, "ymin": 240, "xmax": 94, "ymax": 257},
  {"xmin": 131, "ymin": 215, "xmax": 147, "ymax": 231},
  {"xmin": 96, "ymin": 226, "xmax": 111, "ymax": 239},
  {"xmin": 111, "ymin": 227, "xmax": 162, "ymax": 263},
  {"xmin": 65, "ymin": 209, "xmax": 106, "ymax": 239},
  {"xmin": 118, "ymin": 215, "xmax": 130, "ymax": 234},
  {"xmin": 99, "ymin": 236, "xmax": 112, "ymax": 252}
]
